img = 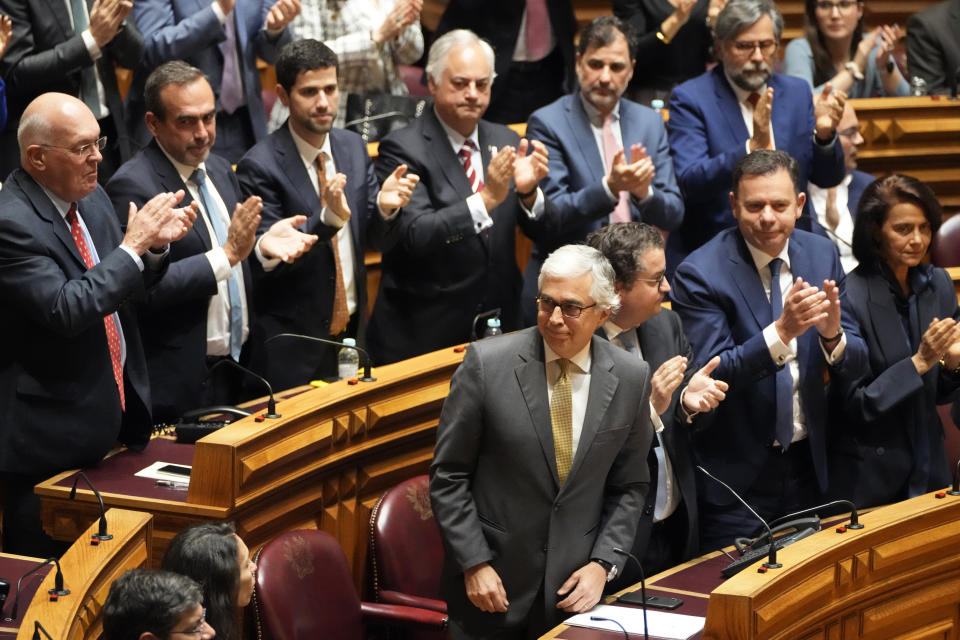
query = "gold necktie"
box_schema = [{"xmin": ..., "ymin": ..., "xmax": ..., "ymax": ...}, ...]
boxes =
[
  {"xmin": 551, "ymin": 358, "xmax": 573, "ymax": 484},
  {"xmin": 317, "ymin": 153, "xmax": 350, "ymax": 335},
  {"xmin": 824, "ymin": 187, "xmax": 840, "ymax": 231}
]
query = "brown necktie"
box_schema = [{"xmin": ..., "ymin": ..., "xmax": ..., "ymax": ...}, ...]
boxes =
[
  {"xmin": 824, "ymin": 187, "xmax": 841, "ymax": 231},
  {"xmin": 316, "ymin": 153, "xmax": 350, "ymax": 335},
  {"xmin": 550, "ymin": 358, "xmax": 573, "ymax": 484}
]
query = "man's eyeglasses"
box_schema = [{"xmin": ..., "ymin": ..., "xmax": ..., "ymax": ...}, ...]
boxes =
[
  {"xmin": 171, "ymin": 608, "xmax": 207, "ymax": 636},
  {"xmin": 634, "ymin": 272, "xmax": 667, "ymax": 292},
  {"xmin": 815, "ymin": 1, "xmax": 860, "ymax": 12},
  {"xmin": 537, "ymin": 295, "xmax": 597, "ymax": 319},
  {"xmin": 731, "ymin": 40, "xmax": 777, "ymax": 55},
  {"xmin": 41, "ymin": 136, "xmax": 107, "ymax": 158},
  {"xmin": 837, "ymin": 125, "xmax": 861, "ymax": 138}
]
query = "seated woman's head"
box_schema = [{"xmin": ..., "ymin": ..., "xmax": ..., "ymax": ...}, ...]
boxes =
[
  {"xmin": 804, "ymin": 0, "xmax": 864, "ymax": 82},
  {"xmin": 162, "ymin": 522, "xmax": 256, "ymax": 640},
  {"xmin": 851, "ymin": 174, "xmax": 943, "ymax": 275}
]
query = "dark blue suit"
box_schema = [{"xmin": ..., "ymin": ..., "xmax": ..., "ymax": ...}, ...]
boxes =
[
  {"xmin": 236, "ymin": 124, "xmax": 377, "ymax": 390},
  {"xmin": 666, "ymin": 68, "xmax": 845, "ymax": 268},
  {"xmin": 670, "ymin": 228, "xmax": 866, "ymax": 546},
  {"xmin": 829, "ymin": 263, "xmax": 960, "ymax": 508},
  {"xmin": 128, "ymin": 0, "xmax": 292, "ymax": 159},
  {"xmin": 106, "ymin": 141, "xmax": 253, "ymax": 421},
  {"xmin": 522, "ymin": 94, "xmax": 684, "ymax": 323}
]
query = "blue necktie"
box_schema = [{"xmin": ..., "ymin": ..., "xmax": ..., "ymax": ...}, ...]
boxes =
[
  {"xmin": 617, "ymin": 330, "xmax": 640, "ymax": 357},
  {"xmin": 191, "ymin": 168, "xmax": 244, "ymax": 361},
  {"xmin": 768, "ymin": 258, "xmax": 793, "ymax": 449}
]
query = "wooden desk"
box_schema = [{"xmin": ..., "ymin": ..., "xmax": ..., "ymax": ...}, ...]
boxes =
[
  {"xmin": 0, "ymin": 553, "xmax": 49, "ymax": 640},
  {"xmin": 5, "ymin": 509, "xmax": 152, "ymax": 640},
  {"xmin": 544, "ymin": 490, "xmax": 960, "ymax": 640},
  {"xmin": 36, "ymin": 345, "xmax": 466, "ymax": 588}
]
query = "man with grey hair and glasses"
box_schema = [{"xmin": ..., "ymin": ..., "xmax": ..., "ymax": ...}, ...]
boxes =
[
  {"xmin": 431, "ymin": 243, "xmax": 653, "ymax": 639},
  {"xmin": 666, "ymin": 0, "xmax": 846, "ymax": 271},
  {"xmin": 369, "ymin": 28, "xmax": 557, "ymax": 365}
]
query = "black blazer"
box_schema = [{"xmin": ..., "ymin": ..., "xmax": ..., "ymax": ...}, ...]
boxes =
[
  {"xmin": 0, "ymin": 170, "xmax": 161, "ymax": 474},
  {"xmin": 106, "ymin": 141, "xmax": 253, "ymax": 420},
  {"xmin": 907, "ymin": 0, "xmax": 960, "ymax": 95},
  {"xmin": 369, "ymin": 107, "xmax": 557, "ymax": 364}
]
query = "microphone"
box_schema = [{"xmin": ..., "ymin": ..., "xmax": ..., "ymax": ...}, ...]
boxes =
[
  {"xmin": 32, "ymin": 620, "xmax": 54, "ymax": 640},
  {"xmin": 696, "ymin": 465, "xmax": 782, "ymax": 570},
  {"xmin": 766, "ymin": 499, "xmax": 864, "ymax": 533},
  {"xmin": 207, "ymin": 358, "xmax": 281, "ymax": 418},
  {"xmin": 3, "ymin": 558, "xmax": 69, "ymax": 622},
  {"xmin": 69, "ymin": 471, "xmax": 113, "ymax": 543},
  {"xmin": 0, "ymin": 578, "xmax": 9, "ymax": 611},
  {"xmin": 590, "ymin": 616, "xmax": 629, "ymax": 640},
  {"xmin": 947, "ymin": 458, "xmax": 960, "ymax": 496},
  {"xmin": 612, "ymin": 548, "xmax": 649, "ymax": 640},
  {"xmin": 265, "ymin": 333, "xmax": 376, "ymax": 382}
]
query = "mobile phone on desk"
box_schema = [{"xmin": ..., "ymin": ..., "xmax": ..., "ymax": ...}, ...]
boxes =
[
  {"xmin": 157, "ymin": 464, "xmax": 192, "ymax": 478},
  {"xmin": 617, "ymin": 592, "xmax": 683, "ymax": 609}
]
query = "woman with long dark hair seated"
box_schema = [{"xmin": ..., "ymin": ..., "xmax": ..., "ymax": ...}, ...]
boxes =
[
  {"xmin": 829, "ymin": 175, "xmax": 960, "ymax": 508},
  {"xmin": 162, "ymin": 522, "xmax": 257, "ymax": 640},
  {"xmin": 783, "ymin": 0, "xmax": 909, "ymax": 97}
]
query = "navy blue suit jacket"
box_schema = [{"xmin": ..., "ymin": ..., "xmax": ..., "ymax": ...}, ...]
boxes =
[
  {"xmin": 666, "ymin": 68, "xmax": 845, "ymax": 268},
  {"xmin": 106, "ymin": 141, "xmax": 253, "ymax": 420},
  {"xmin": 236, "ymin": 124, "xmax": 377, "ymax": 390},
  {"xmin": 670, "ymin": 228, "xmax": 867, "ymax": 504},
  {"xmin": 0, "ymin": 171, "xmax": 161, "ymax": 474},
  {"xmin": 829, "ymin": 263, "xmax": 960, "ymax": 507},
  {"xmin": 127, "ymin": 0, "xmax": 291, "ymax": 147}
]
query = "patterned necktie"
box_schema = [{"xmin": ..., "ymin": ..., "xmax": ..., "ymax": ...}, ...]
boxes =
[
  {"xmin": 69, "ymin": 0, "xmax": 103, "ymax": 119},
  {"xmin": 316, "ymin": 153, "xmax": 350, "ymax": 335},
  {"xmin": 617, "ymin": 329, "xmax": 640, "ymax": 357},
  {"xmin": 601, "ymin": 114, "xmax": 631, "ymax": 223},
  {"xmin": 66, "ymin": 204, "xmax": 124, "ymax": 410},
  {"xmin": 551, "ymin": 358, "xmax": 574, "ymax": 484},
  {"xmin": 459, "ymin": 140, "xmax": 484, "ymax": 193},
  {"xmin": 768, "ymin": 258, "xmax": 793, "ymax": 449},
  {"xmin": 190, "ymin": 168, "xmax": 244, "ymax": 360},
  {"xmin": 219, "ymin": 11, "xmax": 244, "ymax": 114}
]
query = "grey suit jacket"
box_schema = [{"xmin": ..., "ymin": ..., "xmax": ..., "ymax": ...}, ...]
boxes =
[{"xmin": 429, "ymin": 327, "xmax": 653, "ymax": 633}]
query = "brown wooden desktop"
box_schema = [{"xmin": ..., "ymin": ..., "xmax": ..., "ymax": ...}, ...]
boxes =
[{"xmin": 542, "ymin": 489, "xmax": 960, "ymax": 640}]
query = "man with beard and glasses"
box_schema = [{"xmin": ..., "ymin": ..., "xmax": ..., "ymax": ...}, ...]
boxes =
[
  {"xmin": 665, "ymin": 0, "xmax": 846, "ymax": 271},
  {"xmin": 236, "ymin": 39, "xmax": 419, "ymax": 388},
  {"xmin": 107, "ymin": 61, "xmax": 318, "ymax": 420}
]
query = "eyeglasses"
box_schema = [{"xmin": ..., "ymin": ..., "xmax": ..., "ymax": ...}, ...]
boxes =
[
  {"xmin": 634, "ymin": 272, "xmax": 667, "ymax": 292},
  {"xmin": 837, "ymin": 125, "xmax": 861, "ymax": 138},
  {"xmin": 537, "ymin": 294, "xmax": 597, "ymax": 319},
  {"xmin": 171, "ymin": 608, "xmax": 207, "ymax": 636},
  {"xmin": 815, "ymin": 1, "xmax": 859, "ymax": 12},
  {"xmin": 40, "ymin": 136, "xmax": 107, "ymax": 158},
  {"xmin": 730, "ymin": 40, "xmax": 777, "ymax": 55}
]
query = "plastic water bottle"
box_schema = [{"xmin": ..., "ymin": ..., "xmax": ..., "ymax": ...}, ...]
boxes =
[
  {"xmin": 483, "ymin": 317, "xmax": 503, "ymax": 338},
  {"xmin": 910, "ymin": 76, "xmax": 928, "ymax": 96},
  {"xmin": 338, "ymin": 338, "xmax": 360, "ymax": 379}
]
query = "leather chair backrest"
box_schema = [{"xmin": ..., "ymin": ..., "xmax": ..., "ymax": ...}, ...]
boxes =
[{"xmin": 932, "ymin": 212, "xmax": 960, "ymax": 268}]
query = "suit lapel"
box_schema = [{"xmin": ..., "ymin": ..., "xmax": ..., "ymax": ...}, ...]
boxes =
[
  {"xmin": 329, "ymin": 130, "xmax": 364, "ymax": 246},
  {"xmin": 566, "ymin": 95, "xmax": 605, "ymax": 182},
  {"xmin": 713, "ymin": 68, "xmax": 750, "ymax": 144},
  {"xmin": 277, "ymin": 125, "xmax": 323, "ymax": 218},
  {"xmin": 426, "ymin": 110, "xmax": 474, "ymax": 199},
  {"xmin": 42, "ymin": 0, "xmax": 74, "ymax": 37},
  {"xmin": 567, "ymin": 337, "xmax": 619, "ymax": 483},
  {"xmin": 770, "ymin": 75, "xmax": 790, "ymax": 152},
  {"xmin": 146, "ymin": 143, "xmax": 214, "ymax": 252},
  {"xmin": 15, "ymin": 172, "xmax": 88, "ymax": 268},
  {"xmin": 730, "ymin": 234, "xmax": 772, "ymax": 328},
  {"xmin": 515, "ymin": 333, "xmax": 559, "ymax": 485},
  {"xmin": 865, "ymin": 274, "xmax": 910, "ymax": 364}
]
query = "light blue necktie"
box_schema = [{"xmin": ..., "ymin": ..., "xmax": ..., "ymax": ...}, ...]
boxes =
[
  {"xmin": 191, "ymin": 168, "xmax": 244, "ymax": 360},
  {"xmin": 69, "ymin": 0, "xmax": 103, "ymax": 119},
  {"xmin": 768, "ymin": 258, "xmax": 793, "ymax": 449}
]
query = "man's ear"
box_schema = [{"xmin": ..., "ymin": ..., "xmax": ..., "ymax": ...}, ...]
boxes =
[
  {"xmin": 144, "ymin": 112, "xmax": 161, "ymax": 138},
  {"xmin": 276, "ymin": 84, "xmax": 290, "ymax": 108},
  {"xmin": 140, "ymin": 632, "xmax": 162, "ymax": 640},
  {"xmin": 22, "ymin": 145, "xmax": 45, "ymax": 172}
]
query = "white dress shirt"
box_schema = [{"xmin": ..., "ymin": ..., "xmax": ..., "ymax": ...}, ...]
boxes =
[{"xmin": 807, "ymin": 174, "xmax": 858, "ymax": 273}]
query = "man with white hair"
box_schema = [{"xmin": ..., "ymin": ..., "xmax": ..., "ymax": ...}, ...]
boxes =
[
  {"xmin": 369, "ymin": 28, "xmax": 556, "ymax": 364},
  {"xmin": 430, "ymin": 244, "xmax": 653, "ymax": 639}
]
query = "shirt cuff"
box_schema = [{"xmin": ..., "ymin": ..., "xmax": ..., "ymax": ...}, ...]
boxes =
[
  {"xmin": 253, "ymin": 235, "xmax": 281, "ymax": 272},
  {"xmin": 205, "ymin": 246, "xmax": 233, "ymax": 281},
  {"xmin": 320, "ymin": 205, "xmax": 348, "ymax": 229},
  {"xmin": 763, "ymin": 322, "xmax": 795, "ymax": 366},
  {"xmin": 466, "ymin": 193, "xmax": 494, "ymax": 233},
  {"xmin": 678, "ymin": 386, "xmax": 700, "ymax": 423},
  {"xmin": 81, "ymin": 29, "xmax": 103, "ymax": 60},
  {"xmin": 601, "ymin": 176, "xmax": 618, "ymax": 203},
  {"xmin": 211, "ymin": 1, "xmax": 227, "ymax": 22},
  {"xmin": 649, "ymin": 402, "xmax": 665, "ymax": 434},
  {"xmin": 519, "ymin": 188, "xmax": 545, "ymax": 219},
  {"xmin": 813, "ymin": 130, "xmax": 837, "ymax": 148},
  {"xmin": 377, "ymin": 191, "xmax": 400, "ymax": 220},
  {"xmin": 631, "ymin": 185, "xmax": 654, "ymax": 204},
  {"xmin": 821, "ymin": 330, "xmax": 847, "ymax": 364}
]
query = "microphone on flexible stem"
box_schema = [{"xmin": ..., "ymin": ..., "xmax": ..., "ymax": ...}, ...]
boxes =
[
  {"xmin": 612, "ymin": 548, "xmax": 649, "ymax": 640},
  {"xmin": 32, "ymin": 620, "xmax": 54, "ymax": 640},
  {"xmin": 265, "ymin": 333, "xmax": 376, "ymax": 382},
  {"xmin": 696, "ymin": 465, "xmax": 782, "ymax": 570},
  {"xmin": 947, "ymin": 458, "xmax": 960, "ymax": 496},
  {"xmin": 207, "ymin": 358, "xmax": 281, "ymax": 418},
  {"xmin": 3, "ymin": 558, "xmax": 69, "ymax": 622},
  {"xmin": 590, "ymin": 616, "xmax": 630, "ymax": 640},
  {"xmin": 68, "ymin": 471, "xmax": 113, "ymax": 543},
  {"xmin": 0, "ymin": 578, "xmax": 9, "ymax": 611},
  {"xmin": 767, "ymin": 499, "xmax": 863, "ymax": 532}
]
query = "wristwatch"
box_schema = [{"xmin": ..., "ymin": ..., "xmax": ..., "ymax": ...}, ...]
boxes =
[{"xmin": 592, "ymin": 558, "xmax": 618, "ymax": 582}]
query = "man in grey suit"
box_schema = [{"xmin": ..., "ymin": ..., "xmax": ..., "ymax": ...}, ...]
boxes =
[{"xmin": 430, "ymin": 244, "xmax": 653, "ymax": 639}]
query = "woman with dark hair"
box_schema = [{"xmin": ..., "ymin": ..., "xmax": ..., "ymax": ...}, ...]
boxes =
[
  {"xmin": 829, "ymin": 174, "xmax": 960, "ymax": 508},
  {"xmin": 162, "ymin": 522, "xmax": 257, "ymax": 640},
  {"xmin": 783, "ymin": 0, "xmax": 909, "ymax": 97}
]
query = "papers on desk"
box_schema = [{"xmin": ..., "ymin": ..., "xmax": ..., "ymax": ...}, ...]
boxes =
[{"xmin": 566, "ymin": 604, "xmax": 705, "ymax": 640}]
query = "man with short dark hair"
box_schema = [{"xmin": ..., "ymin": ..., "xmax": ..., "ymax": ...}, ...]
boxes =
[
  {"xmin": 0, "ymin": 93, "xmax": 194, "ymax": 555},
  {"xmin": 666, "ymin": 0, "xmax": 846, "ymax": 270},
  {"xmin": 522, "ymin": 16, "xmax": 684, "ymax": 325},
  {"xmin": 237, "ymin": 39, "xmax": 418, "ymax": 388},
  {"xmin": 102, "ymin": 569, "xmax": 214, "ymax": 640},
  {"xmin": 106, "ymin": 61, "xmax": 317, "ymax": 420},
  {"xmin": 587, "ymin": 221, "xmax": 726, "ymax": 579},
  {"xmin": 671, "ymin": 149, "xmax": 866, "ymax": 552}
]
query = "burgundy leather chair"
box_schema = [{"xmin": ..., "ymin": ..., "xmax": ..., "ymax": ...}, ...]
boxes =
[
  {"xmin": 251, "ymin": 529, "xmax": 447, "ymax": 640},
  {"xmin": 369, "ymin": 475, "xmax": 446, "ymax": 614},
  {"xmin": 931, "ymin": 212, "xmax": 960, "ymax": 267}
]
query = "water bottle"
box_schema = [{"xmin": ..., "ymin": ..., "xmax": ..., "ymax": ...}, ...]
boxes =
[
  {"xmin": 650, "ymin": 98, "xmax": 665, "ymax": 117},
  {"xmin": 483, "ymin": 317, "xmax": 503, "ymax": 338},
  {"xmin": 910, "ymin": 76, "xmax": 928, "ymax": 96},
  {"xmin": 338, "ymin": 338, "xmax": 360, "ymax": 379}
]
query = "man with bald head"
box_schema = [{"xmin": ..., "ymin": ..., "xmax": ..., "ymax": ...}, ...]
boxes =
[{"xmin": 0, "ymin": 92, "xmax": 195, "ymax": 556}]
